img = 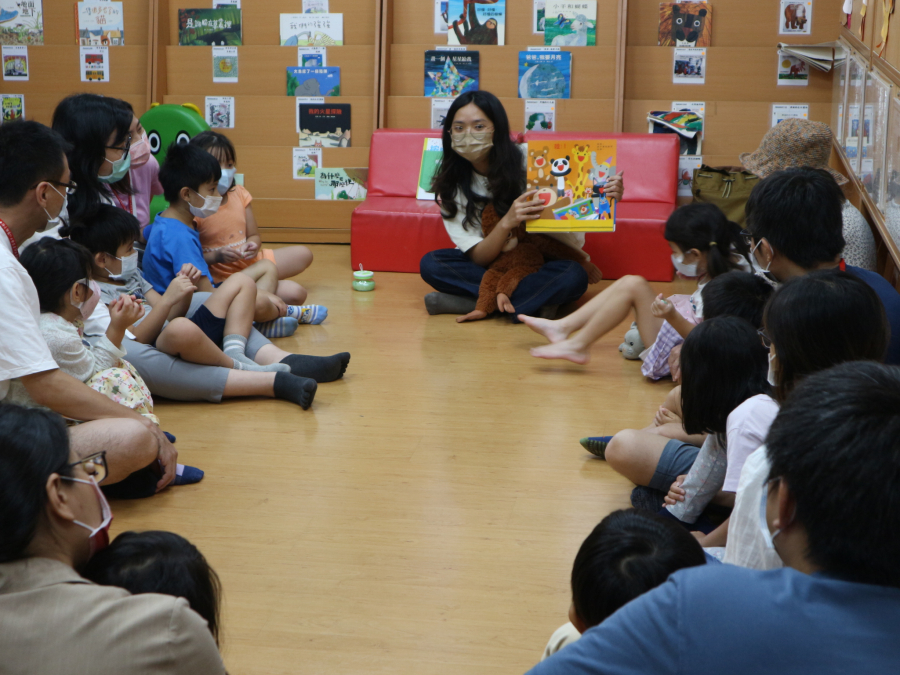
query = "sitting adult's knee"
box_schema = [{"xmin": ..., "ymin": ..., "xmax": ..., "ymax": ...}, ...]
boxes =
[{"xmin": 420, "ymin": 251, "xmax": 439, "ymax": 279}]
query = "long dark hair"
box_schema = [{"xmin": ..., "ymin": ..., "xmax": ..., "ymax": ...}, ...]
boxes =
[
  {"xmin": 764, "ymin": 270, "xmax": 890, "ymax": 402},
  {"xmin": 680, "ymin": 316, "xmax": 770, "ymax": 436},
  {"xmin": 664, "ymin": 203, "xmax": 751, "ymax": 278},
  {"xmin": 51, "ymin": 94, "xmax": 132, "ymax": 222},
  {"xmin": 431, "ymin": 91, "xmax": 524, "ymax": 231}
]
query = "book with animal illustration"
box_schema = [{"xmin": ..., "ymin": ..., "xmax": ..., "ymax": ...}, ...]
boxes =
[
  {"xmin": 286, "ymin": 66, "xmax": 340, "ymax": 96},
  {"xmin": 297, "ymin": 103, "xmax": 351, "ymax": 147},
  {"xmin": 280, "ymin": 13, "xmax": 343, "ymax": 46},
  {"xmin": 447, "ymin": 0, "xmax": 505, "ymax": 46},
  {"xmin": 543, "ymin": 0, "xmax": 596, "ymax": 47},
  {"xmin": 76, "ymin": 2, "xmax": 124, "ymax": 46},
  {"xmin": 657, "ymin": 2, "xmax": 711, "ymax": 47},
  {"xmin": 518, "ymin": 51, "xmax": 571, "ymax": 99},
  {"xmin": 423, "ymin": 50, "xmax": 479, "ymax": 97},
  {"xmin": 178, "ymin": 8, "xmax": 242, "ymax": 45},
  {"xmin": 315, "ymin": 168, "xmax": 368, "ymax": 199},
  {"xmin": 417, "ymin": 137, "xmax": 444, "ymax": 200},
  {"xmin": 0, "ymin": 0, "xmax": 43, "ymax": 45},
  {"xmin": 525, "ymin": 139, "xmax": 616, "ymax": 233}
]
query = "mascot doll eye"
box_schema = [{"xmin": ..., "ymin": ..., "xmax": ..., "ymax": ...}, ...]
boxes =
[
  {"xmin": 148, "ymin": 131, "xmax": 161, "ymax": 154},
  {"xmin": 175, "ymin": 131, "xmax": 191, "ymax": 145}
]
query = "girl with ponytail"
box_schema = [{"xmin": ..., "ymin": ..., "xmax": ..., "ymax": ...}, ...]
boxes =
[{"xmin": 522, "ymin": 203, "xmax": 754, "ymax": 366}]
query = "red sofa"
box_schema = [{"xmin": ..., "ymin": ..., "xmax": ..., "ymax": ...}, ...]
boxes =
[{"xmin": 351, "ymin": 129, "xmax": 679, "ymax": 281}]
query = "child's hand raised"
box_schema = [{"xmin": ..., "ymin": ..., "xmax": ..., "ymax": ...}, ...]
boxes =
[
  {"xmin": 650, "ymin": 293, "xmax": 677, "ymax": 320},
  {"xmin": 108, "ymin": 295, "xmax": 144, "ymax": 331},
  {"xmin": 178, "ymin": 264, "xmax": 202, "ymax": 283},
  {"xmin": 162, "ymin": 275, "xmax": 197, "ymax": 305},
  {"xmin": 664, "ymin": 475, "xmax": 687, "ymax": 506}
]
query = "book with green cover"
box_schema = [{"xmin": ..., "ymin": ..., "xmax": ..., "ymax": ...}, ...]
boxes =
[
  {"xmin": 417, "ymin": 137, "xmax": 443, "ymax": 200},
  {"xmin": 178, "ymin": 8, "xmax": 242, "ymax": 46}
]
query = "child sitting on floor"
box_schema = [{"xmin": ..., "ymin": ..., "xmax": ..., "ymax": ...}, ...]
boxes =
[
  {"xmin": 189, "ymin": 131, "xmax": 327, "ymax": 325},
  {"xmin": 521, "ymin": 203, "xmax": 754, "ymax": 366},
  {"xmin": 8, "ymin": 238, "xmax": 203, "ymax": 485},
  {"xmin": 67, "ymin": 204, "xmax": 289, "ymax": 375},
  {"xmin": 540, "ymin": 509, "xmax": 707, "ymax": 661}
]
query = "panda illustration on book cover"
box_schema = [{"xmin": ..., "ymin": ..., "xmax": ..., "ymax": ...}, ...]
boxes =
[{"xmin": 657, "ymin": 3, "xmax": 712, "ymax": 48}]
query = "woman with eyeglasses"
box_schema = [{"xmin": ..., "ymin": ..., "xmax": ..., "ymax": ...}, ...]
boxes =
[
  {"xmin": 0, "ymin": 405, "xmax": 225, "ymax": 675},
  {"xmin": 419, "ymin": 90, "xmax": 619, "ymax": 322}
]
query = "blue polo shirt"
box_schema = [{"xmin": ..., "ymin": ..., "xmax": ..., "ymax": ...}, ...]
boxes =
[
  {"xmin": 847, "ymin": 265, "xmax": 900, "ymax": 365},
  {"xmin": 142, "ymin": 214, "xmax": 213, "ymax": 293},
  {"xmin": 526, "ymin": 565, "xmax": 900, "ymax": 675}
]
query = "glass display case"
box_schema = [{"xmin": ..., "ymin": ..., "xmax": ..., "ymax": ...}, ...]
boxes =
[
  {"xmin": 832, "ymin": 42, "xmax": 849, "ymax": 145},
  {"xmin": 861, "ymin": 71, "xmax": 891, "ymax": 208},
  {"xmin": 843, "ymin": 54, "xmax": 866, "ymax": 175},
  {"xmin": 882, "ymin": 94, "xmax": 900, "ymax": 249}
]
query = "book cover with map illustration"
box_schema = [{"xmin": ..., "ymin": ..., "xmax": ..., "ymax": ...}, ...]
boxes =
[
  {"xmin": 286, "ymin": 66, "xmax": 340, "ymax": 96},
  {"xmin": 315, "ymin": 168, "xmax": 368, "ymax": 199},
  {"xmin": 280, "ymin": 13, "xmax": 343, "ymax": 46},
  {"xmin": 76, "ymin": 2, "xmax": 124, "ymax": 46},
  {"xmin": 518, "ymin": 50, "xmax": 570, "ymax": 99},
  {"xmin": 178, "ymin": 8, "xmax": 242, "ymax": 45},
  {"xmin": 525, "ymin": 139, "xmax": 616, "ymax": 232},
  {"xmin": 424, "ymin": 50, "xmax": 479, "ymax": 97},
  {"xmin": 447, "ymin": 0, "xmax": 505, "ymax": 46},
  {"xmin": 543, "ymin": 0, "xmax": 596, "ymax": 46},
  {"xmin": 0, "ymin": 0, "xmax": 44, "ymax": 45},
  {"xmin": 297, "ymin": 103, "xmax": 351, "ymax": 147}
]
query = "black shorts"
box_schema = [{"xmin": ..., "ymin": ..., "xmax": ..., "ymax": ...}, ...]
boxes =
[{"xmin": 188, "ymin": 305, "xmax": 227, "ymax": 347}]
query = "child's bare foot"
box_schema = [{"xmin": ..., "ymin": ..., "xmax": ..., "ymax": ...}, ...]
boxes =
[
  {"xmin": 497, "ymin": 293, "xmax": 515, "ymax": 313},
  {"xmin": 457, "ymin": 309, "xmax": 488, "ymax": 322},
  {"xmin": 518, "ymin": 314, "xmax": 570, "ymax": 343},
  {"xmin": 529, "ymin": 339, "xmax": 591, "ymax": 365}
]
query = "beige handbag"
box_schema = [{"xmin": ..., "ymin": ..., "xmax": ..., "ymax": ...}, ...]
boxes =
[{"xmin": 691, "ymin": 166, "xmax": 760, "ymax": 227}]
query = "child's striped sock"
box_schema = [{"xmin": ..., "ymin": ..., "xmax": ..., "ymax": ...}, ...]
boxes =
[
  {"xmin": 223, "ymin": 334, "xmax": 290, "ymax": 372},
  {"xmin": 254, "ymin": 316, "xmax": 299, "ymax": 338},
  {"xmin": 286, "ymin": 304, "xmax": 328, "ymax": 325}
]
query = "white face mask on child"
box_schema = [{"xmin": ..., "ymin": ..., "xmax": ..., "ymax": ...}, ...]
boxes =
[
  {"xmin": 759, "ymin": 478, "xmax": 782, "ymax": 550},
  {"xmin": 105, "ymin": 251, "xmax": 138, "ymax": 282},
  {"xmin": 188, "ymin": 190, "xmax": 222, "ymax": 219},
  {"xmin": 671, "ymin": 253, "xmax": 699, "ymax": 278},
  {"xmin": 767, "ymin": 351, "xmax": 778, "ymax": 387},
  {"xmin": 217, "ymin": 168, "xmax": 236, "ymax": 195}
]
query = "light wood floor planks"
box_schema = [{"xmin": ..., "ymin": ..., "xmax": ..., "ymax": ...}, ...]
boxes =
[{"xmin": 112, "ymin": 244, "xmax": 686, "ymax": 674}]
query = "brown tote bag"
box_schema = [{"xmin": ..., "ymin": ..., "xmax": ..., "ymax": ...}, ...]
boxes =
[{"xmin": 691, "ymin": 165, "xmax": 759, "ymax": 227}]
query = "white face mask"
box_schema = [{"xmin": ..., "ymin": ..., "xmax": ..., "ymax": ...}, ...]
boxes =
[
  {"xmin": 40, "ymin": 184, "xmax": 67, "ymax": 232},
  {"xmin": 671, "ymin": 253, "xmax": 699, "ymax": 278},
  {"xmin": 767, "ymin": 351, "xmax": 778, "ymax": 387},
  {"xmin": 60, "ymin": 475, "xmax": 113, "ymax": 559},
  {"xmin": 751, "ymin": 238, "xmax": 779, "ymax": 284},
  {"xmin": 759, "ymin": 479, "xmax": 782, "ymax": 550},
  {"xmin": 188, "ymin": 190, "xmax": 222, "ymax": 219},
  {"xmin": 105, "ymin": 251, "xmax": 138, "ymax": 282},
  {"xmin": 217, "ymin": 167, "xmax": 236, "ymax": 195}
]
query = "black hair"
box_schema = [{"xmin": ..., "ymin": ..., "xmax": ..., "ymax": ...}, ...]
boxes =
[
  {"xmin": 190, "ymin": 130, "xmax": 237, "ymax": 166},
  {"xmin": 158, "ymin": 141, "xmax": 222, "ymax": 204},
  {"xmin": 663, "ymin": 203, "xmax": 751, "ymax": 278},
  {"xmin": 430, "ymin": 90, "xmax": 524, "ymax": 231},
  {"xmin": 745, "ymin": 168, "xmax": 845, "ymax": 269},
  {"xmin": 766, "ymin": 362, "xmax": 900, "ymax": 588},
  {"xmin": 571, "ymin": 509, "xmax": 706, "ymax": 628},
  {"xmin": 700, "ymin": 271, "xmax": 774, "ymax": 328},
  {"xmin": 108, "ymin": 98, "xmax": 138, "ymax": 197},
  {"xmin": 0, "ymin": 405, "xmax": 73, "ymax": 562},
  {"xmin": 0, "ymin": 120, "xmax": 68, "ymax": 208},
  {"xmin": 20, "ymin": 238, "xmax": 95, "ymax": 313},
  {"xmin": 82, "ymin": 530, "xmax": 223, "ymax": 644},
  {"xmin": 680, "ymin": 316, "xmax": 770, "ymax": 435},
  {"xmin": 61, "ymin": 202, "xmax": 141, "ymax": 258},
  {"xmin": 764, "ymin": 270, "xmax": 889, "ymax": 402},
  {"xmin": 51, "ymin": 94, "xmax": 133, "ymax": 222}
]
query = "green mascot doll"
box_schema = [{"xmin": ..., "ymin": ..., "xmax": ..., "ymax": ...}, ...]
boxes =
[{"xmin": 139, "ymin": 102, "xmax": 210, "ymax": 223}]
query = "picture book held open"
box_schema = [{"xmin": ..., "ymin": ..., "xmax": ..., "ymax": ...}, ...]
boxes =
[{"xmin": 526, "ymin": 139, "xmax": 616, "ymax": 233}]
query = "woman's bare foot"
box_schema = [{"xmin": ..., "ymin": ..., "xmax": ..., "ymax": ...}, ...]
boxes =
[
  {"xmin": 457, "ymin": 309, "xmax": 488, "ymax": 323},
  {"xmin": 497, "ymin": 293, "xmax": 515, "ymax": 313},
  {"xmin": 518, "ymin": 314, "xmax": 570, "ymax": 343},
  {"xmin": 529, "ymin": 339, "xmax": 591, "ymax": 365}
]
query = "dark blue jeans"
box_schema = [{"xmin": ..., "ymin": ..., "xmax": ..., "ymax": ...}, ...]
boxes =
[{"xmin": 420, "ymin": 248, "xmax": 589, "ymax": 318}]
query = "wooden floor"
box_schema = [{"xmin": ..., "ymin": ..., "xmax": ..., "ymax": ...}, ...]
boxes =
[{"xmin": 113, "ymin": 245, "xmax": 685, "ymax": 675}]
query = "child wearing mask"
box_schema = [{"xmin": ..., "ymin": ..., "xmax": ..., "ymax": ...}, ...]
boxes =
[
  {"xmin": 189, "ymin": 131, "xmax": 327, "ymax": 325},
  {"xmin": 522, "ymin": 203, "xmax": 754, "ymax": 366}
]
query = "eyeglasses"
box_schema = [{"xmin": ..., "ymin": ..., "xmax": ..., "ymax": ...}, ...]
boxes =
[
  {"xmin": 758, "ymin": 329, "xmax": 772, "ymax": 350},
  {"xmin": 62, "ymin": 451, "xmax": 109, "ymax": 484},
  {"xmin": 29, "ymin": 180, "xmax": 78, "ymax": 195},
  {"xmin": 740, "ymin": 228, "xmax": 755, "ymax": 249},
  {"xmin": 106, "ymin": 134, "xmax": 132, "ymax": 157},
  {"xmin": 449, "ymin": 126, "xmax": 494, "ymax": 137}
]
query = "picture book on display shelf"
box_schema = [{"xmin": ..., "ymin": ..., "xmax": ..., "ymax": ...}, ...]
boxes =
[
  {"xmin": 0, "ymin": 0, "xmax": 43, "ymax": 45},
  {"xmin": 315, "ymin": 169, "xmax": 368, "ymax": 200},
  {"xmin": 657, "ymin": 3, "xmax": 711, "ymax": 47},
  {"xmin": 297, "ymin": 103, "xmax": 351, "ymax": 148},
  {"xmin": 75, "ymin": 2, "xmax": 124, "ymax": 46},
  {"xmin": 543, "ymin": 1, "xmax": 596, "ymax": 47},
  {"xmin": 1, "ymin": 93, "xmax": 24, "ymax": 122},
  {"xmin": 519, "ymin": 51, "xmax": 570, "ymax": 99},
  {"xmin": 178, "ymin": 8, "xmax": 242, "ymax": 46},
  {"xmin": 280, "ymin": 13, "xmax": 343, "ymax": 46},
  {"xmin": 447, "ymin": 0, "xmax": 505, "ymax": 46},
  {"xmin": 417, "ymin": 138, "xmax": 444, "ymax": 200},
  {"xmin": 2, "ymin": 45, "xmax": 28, "ymax": 80},
  {"xmin": 525, "ymin": 139, "xmax": 616, "ymax": 233},
  {"xmin": 424, "ymin": 50, "xmax": 479, "ymax": 97},
  {"xmin": 287, "ymin": 67, "xmax": 340, "ymax": 96},
  {"xmin": 777, "ymin": 41, "xmax": 845, "ymax": 72}
]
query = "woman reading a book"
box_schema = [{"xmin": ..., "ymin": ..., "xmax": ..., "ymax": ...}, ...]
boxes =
[{"xmin": 420, "ymin": 90, "xmax": 621, "ymax": 322}]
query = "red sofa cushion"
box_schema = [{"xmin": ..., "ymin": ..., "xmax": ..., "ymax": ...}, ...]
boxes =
[
  {"xmin": 351, "ymin": 197, "xmax": 449, "ymax": 273},
  {"xmin": 368, "ymin": 129, "xmax": 443, "ymax": 198}
]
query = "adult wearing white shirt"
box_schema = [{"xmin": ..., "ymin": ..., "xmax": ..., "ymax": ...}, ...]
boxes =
[{"xmin": 0, "ymin": 120, "xmax": 177, "ymax": 492}]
